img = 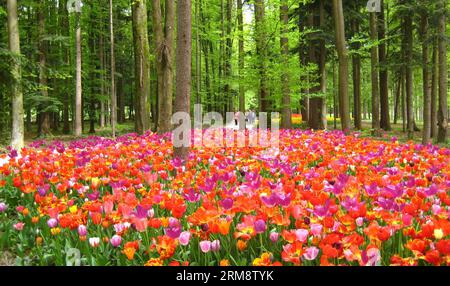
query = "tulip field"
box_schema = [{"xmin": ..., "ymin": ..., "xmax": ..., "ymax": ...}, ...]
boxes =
[{"xmin": 0, "ymin": 129, "xmax": 449, "ymax": 266}]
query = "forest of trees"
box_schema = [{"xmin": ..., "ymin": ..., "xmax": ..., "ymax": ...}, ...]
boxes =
[{"xmin": 0, "ymin": 0, "xmax": 449, "ymax": 154}]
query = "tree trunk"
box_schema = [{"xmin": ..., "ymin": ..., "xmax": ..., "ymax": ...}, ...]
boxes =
[
  {"xmin": 255, "ymin": 0, "xmax": 269, "ymax": 118},
  {"xmin": 298, "ymin": 15, "xmax": 309, "ymax": 124},
  {"xmin": 393, "ymin": 73, "xmax": 401, "ymax": 125},
  {"xmin": 370, "ymin": 12, "xmax": 381, "ymax": 136},
  {"xmin": 378, "ymin": 0, "xmax": 390, "ymax": 131},
  {"xmin": 404, "ymin": 14, "xmax": 414, "ymax": 139},
  {"xmin": 152, "ymin": 0, "xmax": 174, "ymax": 134},
  {"xmin": 61, "ymin": 0, "xmax": 70, "ymax": 134},
  {"xmin": 352, "ymin": 20, "xmax": 362, "ymax": 130},
  {"xmin": 430, "ymin": 39, "xmax": 438, "ymax": 138},
  {"xmin": 7, "ymin": 0, "xmax": 24, "ymax": 150},
  {"xmin": 307, "ymin": 4, "xmax": 322, "ymax": 130},
  {"xmin": 238, "ymin": 0, "xmax": 246, "ymax": 130},
  {"xmin": 174, "ymin": 0, "xmax": 192, "ymax": 161},
  {"xmin": 437, "ymin": 0, "xmax": 448, "ymax": 143},
  {"xmin": 38, "ymin": 2, "xmax": 51, "ymax": 137},
  {"xmin": 420, "ymin": 13, "xmax": 431, "ymax": 144},
  {"xmin": 280, "ymin": 0, "xmax": 291, "ymax": 129},
  {"xmin": 194, "ymin": 0, "xmax": 200, "ymax": 105},
  {"xmin": 99, "ymin": 13, "xmax": 106, "ymax": 128},
  {"xmin": 74, "ymin": 12, "xmax": 82, "ymax": 136},
  {"xmin": 332, "ymin": 0, "xmax": 350, "ymax": 132},
  {"xmin": 109, "ymin": 0, "xmax": 117, "ymax": 138},
  {"xmin": 118, "ymin": 62, "xmax": 126, "ymax": 124},
  {"xmin": 224, "ymin": 0, "xmax": 232, "ymax": 113},
  {"xmin": 132, "ymin": 0, "xmax": 151, "ymax": 134}
]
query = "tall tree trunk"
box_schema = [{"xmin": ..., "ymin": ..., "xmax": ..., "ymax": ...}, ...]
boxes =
[
  {"xmin": 7, "ymin": 0, "xmax": 24, "ymax": 150},
  {"xmin": 255, "ymin": 0, "xmax": 269, "ymax": 120},
  {"xmin": 420, "ymin": 12, "xmax": 431, "ymax": 144},
  {"xmin": 378, "ymin": 0, "xmax": 390, "ymax": 131},
  {"xmin": 174, "ymin": 0, "xmax": 192, "ymax": 161},
  {"xmin": 224, "ymin": 0, "xmax": 232, "ymax": 113},
  {"xmin": 61, "ymin": 0, "xmax": 70, "ymax": 134},
  {"xmin": 393, "ymin": 73, "xmax": 401, "ymax": 125},
  {"xmin": 99, "ymin": 11, "xmax": 106, "ymax": 128},
  {"xmin": 298, "ymin": 15, "xmax": 309, "ymax": 124},
  {"xmin": 404, "ymin": 13, "xmax": 414, "ymax": 139},
  {"xmin": 132, "ymin": 0, "xmax": 151, "ymax": 134},
  {"xmin": 38, "ymin": 2, "xmax": 51, "ymax": 137},
  {"xmin": 280, "ymin": 0, "xmax": 291, "ymax": 129},
  {"xmin": 195, "ymin": 0, "xmax": 201, "ymax": 105},
  {"xmin": 237, "ymin": 0, "xmax": 246, "ymax": 130},
  {"xmin": 370, "ymin": 12, "xmax": 381, "ymax": 136},
  {"xmin": 109, "ymin": 0, "xmax": 117, "ymax": 138},
  {"xmin": 307, "ymin": 4, "xmax": 321, "ymax": 130},
  {"xmin": 318, "ymin": 0, "xmax": 327, "ymax": 130},
  {"xmin": 430, "ymin": 39, "xmax": 438, "ymax": 138},
  {"xmin": 437, "ymin": 0, "xmax": 448, "ymax": 143},
  {"xmin": 352, "ymin": 20, "xmax": 362, "ymax": 130},
  {"xmin": 332, "ymin": 0, "xmax": 350, "ymax": 132},
  {"xmin": 118, "ymin": 61, "xmax": 126, "ymax": 124},
  {"xmin": 401, "ymin": 67, "xmax": 406, "ymax": 132},
  {"xmin": 152, "ymin": 0, "xmax": 174, "ymax": 134},
  {"xmin": 74, "ymin": 11, "xmax": 83, "ymax": 136},
  {"xmin": 199, "ymin": 0, "xmax": 213, "ymax": 112}
]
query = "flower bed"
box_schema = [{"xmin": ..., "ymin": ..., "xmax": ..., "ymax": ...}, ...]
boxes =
[{"xmin": 0, "ymin": 130, "xmax": 449, "ymax": 266}]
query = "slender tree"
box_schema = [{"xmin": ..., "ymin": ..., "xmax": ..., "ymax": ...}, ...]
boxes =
[
  {"xmin": 437, "ymin": 0, "xmax": 448, "ymax": 143},
  {"xmin": 109, "ymin": 0, "xmax": 117, "ymax": 138},
  {"xmin": 280, "ymin": 0, "xmax": 291, "ymax": 129},
  {"xmin": 38, "ymin": 1, "xmax": 51, "ymax": 137},
  {"xmin": 61, "ymin": 0, "xmax": 71, "ymax": 134},
  {"xmin": 7, "ymin": 0, "xmax": 24, "ymax": 150},
  {"xmin": 351, "ymin": 19, "xmax": 362, "ymax": 130},
  {"xmin": 378, "ymin": 0, "xmax": 390, "ymax": 131},
  {"xmin": 74, "ymin": 7, "xmax": 83, "ymax": 136},
  {"xmin": 174, "ymin": 0, "xmax": 192, "ymax": 161},
  {"xmin": 132, "ymin": 0, "xmax": 151, "ymax": 134},
  {"xmin": 237, "ymin": 0, "xmax": 245, "ymax": 130},
  {"xmin": 254, "ymin": 0, "xmax": 269, "ymax": 117},
  {"xmin": 404, "ymin": 10, "xmax": 414, "ymax": 139},
  {"xmin": 152, "ymin": 0, "xmax": 175, "ymax": 134},
  {"xmin": 370, "ymin": 12, "xmax": 380, "ymax": 136},
  {"xmin": 420, "ymin": 10, "xmax": 431, "ymax": 144},
  {"xmin": 224, "ymin": 0, "xmax": 232, "ymax": 113},
  {"xmin": 430, "ymin": 38, "xmax": 438, "ymax": 138},
  {"xmin": 332, "ymin": 0, "xmax": 351, "ymax": 132}
]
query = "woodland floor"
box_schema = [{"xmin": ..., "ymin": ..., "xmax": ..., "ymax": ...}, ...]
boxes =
[{"xmin": 9, "ymin": 119, "xmax": 449, "ymax": 150}]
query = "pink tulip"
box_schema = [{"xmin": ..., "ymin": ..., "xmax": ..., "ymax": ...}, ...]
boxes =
[
  {"xmin": 199, "ymin": 241, "xmax": 211, "ymax": 253},
  {"xmin": 13, "ymin": 222, "xmax": 25, "ymax": 231},
  {"xmin": 47, "ymin": 218, "xmax": 58, "ymax": 228},
  {"xmin": 356, "ymin": 217, "xmax": 364, "ymax": 227},
  {"xmin": 110, "ymin": 235, "xmax": 122, "ymax": 247},
  {"xmin": 303, "ymin": 246, "xmax": 319, "ymax": 261},
  {"xmin": 365, "ymin": 248, "xmax": 381, "ymax": 266},
  {"xmin": 269, "ymin": 232, "xmax": 279, "ymax": 243},
  {"xmin": 310, "ymin": 223, "xmax": 323, "ymax": 236},
  {"xmin": 78, "ymin": 224, "xmax": 87, "ymax": 236},
  {"xmin": 402, "ymin": 214, "xmax": 413, "ymax": 227},
  {"xmin": 295, "ymin": 229, "xmax": 309, "ymax": 242},
  {"xmin": 179, "ymin": 231, "xmax": 191, "ymax": 246},
  {"xmin": 0, "ymin": 202, "xmax": 7, "ymax": 213},
  {"xmin": 432, "ymin": 204, "xmax": 441, "ymax": 215},
  {"xmin": 211, "ymin": 240, "xmax": 221, "ymax": 252}
]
